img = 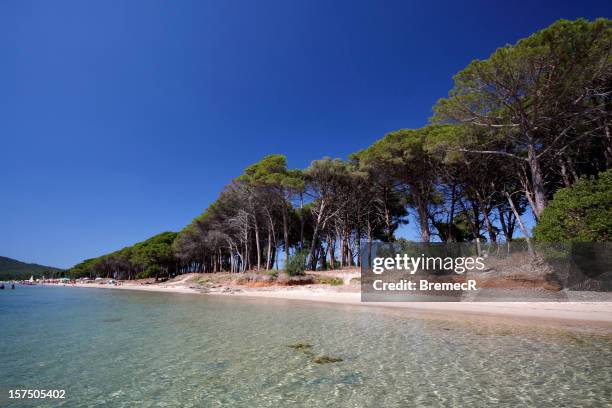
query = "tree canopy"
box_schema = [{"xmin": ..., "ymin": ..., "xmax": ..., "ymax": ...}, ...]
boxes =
[{"xmin": 68, "ymin": 18, "xmax": 611, "ymax": 279}]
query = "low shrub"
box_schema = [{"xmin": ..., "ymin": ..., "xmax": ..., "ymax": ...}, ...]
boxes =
[
  {"xmin": 534, "ymin": 169, "xmax": 612, "ymax": 242},
  {"xmin": 286, "ymin": 250, "xmax": 308, "ymax": 276},
  {"xmin": 190, "ymin": 275, "xmax": 210, "ymax": 284},
  {"xmin": 318, "ymin": 276, "xmax": 343, "ymax": 286}
]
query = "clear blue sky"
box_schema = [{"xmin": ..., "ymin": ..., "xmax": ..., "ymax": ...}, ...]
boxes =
[{"xmin": 1, "ymin": 0, "xmax": 610, "ymax": 268}]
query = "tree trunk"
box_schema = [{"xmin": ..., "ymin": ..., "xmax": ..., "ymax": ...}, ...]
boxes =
[
  {"xmin": 282, "ymin": 205, "xmax": 289, "ymax": 272},
  {"xmin": 415, "ymin": 193, "xmax": 431, "ymax": 242},
  {"xmin": 504, "ymin": 191, "xmax": 534, "ymax": 255},
  {"xmin": 328, "ymin": 240, "xmax": 335, "ymax": 270},
  {"xmin": 566, "ymin": 155, "xmax": 578, "ymax": 182},
  {"xmin": 519, "ymin": 169, "xmax": 539, "ymax": 222},
  {"xmin": 482, "ymin": 207, "xmax": 497, "ymax": 243},
  {"xmin": 266, "ymin": 227, "xmax": 272, "ymax": 270},
  {"xmin": 319, "ymin": 242, "xmax": 326, "ymax": 270},
  {"xmin": 604, "ymin": 121, "xmax": 612, "ymax": 168},
  {"xmin": 299, "ymin": 193, "xmax": 304, "ymax": 249},
  {"xmin": 460, "ymin": 199, "xmax": 481, "ymax": 256},
  {"xmin": 498, "ymin": 207, "xmax": 513, "ymax": 242},
  {"xmin": 274, "ymin": 245, "xmax": 279, "ymax": 271},
  {"xmin": 356, "ymin": 229, "xmax": 361, "ymax": 267},
  {"xmin": 559, "ymin": 157, "xmax": 572, "ymax": 188},
  {"xmin": 448, "ymin": 182, "xmax": 457, "ymax": 242},
  {"xmin": 526, "ymin": 139, "xmax": 547, "ymax": 218},
  {"xmin": 366, "ymin": 220, "xmax": 373, "ymax": 268},
  {"xmin": 384, "ymin": 202, "xmax": 393, "ymax": 241},
  {"xmin": 308, "ymin": 201, "xmax": 326, "ymax": 269},
  {"xmin": 339, "ymin": 238, "xmax": 344, "ymax": 268},
  {"xmin": 253, "ymin": 216, "xmax": 261, "ymax": 270},
  {"xmin": 265, "ymin": 208, "xmax": 276, "ymax": 271}
]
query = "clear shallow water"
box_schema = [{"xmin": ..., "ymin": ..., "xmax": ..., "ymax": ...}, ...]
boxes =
[{"xmin": 1, "ymin": 286, "xmax": 611, "ymax": 407}]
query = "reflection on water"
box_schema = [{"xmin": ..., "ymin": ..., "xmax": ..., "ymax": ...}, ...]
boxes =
[{"xmin": 1, "ymin": 286, "xmax": 611, "ymax": 407}]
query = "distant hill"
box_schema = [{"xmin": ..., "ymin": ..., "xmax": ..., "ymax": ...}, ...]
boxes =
[{"xmin": 0, "ymin": 256, "xmax": 62, "ymax": 280}]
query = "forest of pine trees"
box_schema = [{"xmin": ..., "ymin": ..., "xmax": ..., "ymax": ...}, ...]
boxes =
[{"xmin": 68, "ymin": 19, "xmax": 612, "ymax": 279}]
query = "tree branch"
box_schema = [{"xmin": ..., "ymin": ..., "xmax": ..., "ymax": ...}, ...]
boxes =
[{"xmin": 455, "ymin": 149, "xmax": 527, "ymax": 161}]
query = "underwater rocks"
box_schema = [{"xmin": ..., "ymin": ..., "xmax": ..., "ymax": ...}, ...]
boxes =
[
  {"xmin": 312, "ymin": 355, "xmax": 343, "ymax": 364},
  {"xmin": 287, "ymin": 343, "xmax": 343, "ymax": 364}
]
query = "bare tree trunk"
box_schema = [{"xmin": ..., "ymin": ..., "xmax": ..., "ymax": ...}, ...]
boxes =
[
  {"xmin": 254, "ymin": 215, "xmax": 261, "ymax": 270},
  {"xmin": 308, "ymin": 201, "xmax": 326, "ymax": 269},
  {"xmin": 504, "ymin": 191, "xmax": 534, "ymax": 255},
  {"xmin": 265, "ymin": 209, "xmax": 276, "ymax": 271},
  {"xmin": 384, "ymin": 200, "xmax": 393, "ymax": 241},
  {"xmin": 448, "ymin": 182, "xmax": 457, "ymax": 242},
  {"xmin": 604, "ymin": 121, "xmax": 612, "ymax": 168},
  {"xmin": 519, "ymin": 169, "xmax": 539, "ymax": 222},
  {"xmin": 299, "ymin": 193, "xmax": 304, "ymax": 249},
  {"xmin": 566, "ymin": 155, "xmax": 578, "ymax": 182},
  {"xmin": 482, "ymin": 207, "xmax": 497, "ymax": 243},
  {"xmin": 282, "ymin": 206, "xmax": 289, "ymax": 272},
  {"xmin": 319, "ymin": 242, "xmax": 326, "ymax": 270},
  {"xmin": 559, "ymin": 157, "xmax": 572, "ymax": 188},
  {"xmin": 266, "ymin": 228, "xmax": 272, "ymax": 270},
  {"xmin": 366, "ymin": 220, "xmax": 373, "ymax": 268},
  {"xmin": 498, "ymin": 207, "xmax": 513, "ymax": 242},
  {"xmin": 274, "ymin": 246, "xmax": 279, "ymax": 271},
  {"xmin": 355, "ymin": 229, "xmax": 361, "ymax": 267},
  {"xmin": 415, "ymin": 193, "xmax": 431, "ymax": 242},
  {"xmin": 460, "ymin": 199, "xmax": 481, "ymax": 256},
  {"xmin": 526, "ymin": 139, "xmax": 547, "ymax": 218},
  {"xmin": 338, "ymin": 232, "xmax": 344, "ymax": 268}
]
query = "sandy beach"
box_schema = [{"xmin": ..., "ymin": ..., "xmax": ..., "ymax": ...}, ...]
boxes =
[{"xmin": 42, "ymin": 274, "xmax": 612, "ymax": 332}]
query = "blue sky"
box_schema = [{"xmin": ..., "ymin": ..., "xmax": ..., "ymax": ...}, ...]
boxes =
[{"xmin": 1, "ymin": 0, "xmax": 610, "ymax": 268}]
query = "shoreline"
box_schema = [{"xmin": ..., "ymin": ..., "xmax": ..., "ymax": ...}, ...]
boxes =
[{"xmin": 38, "ymin": 281, "xmax": 612, "ymax": 332}]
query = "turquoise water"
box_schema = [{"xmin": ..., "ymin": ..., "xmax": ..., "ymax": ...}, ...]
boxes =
[{"xmin": 1, "ymin": 286, "xmax": 611, "ymax": 407}]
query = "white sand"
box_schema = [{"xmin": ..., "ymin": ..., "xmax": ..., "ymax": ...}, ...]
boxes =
[
  {"xmin": 227, "ymin": 289, "xmax": 612, "ymax": 326},
  {"xmin": 49, "ymin": 282, "xmax": 612, "ymax": 330}
]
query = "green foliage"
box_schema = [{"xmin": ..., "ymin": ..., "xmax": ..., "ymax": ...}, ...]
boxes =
[
  {"xmin": 190, "ymin": 275, "xmax": 209, "ymax": 284},
  {"xmin": 68, "ymin": 232, "xmax": 178, "ymax": 279},
  {"xmin": 534, "ymin": 170, "xmax": 612, "ymax": 242},
  {"xmin": 264, "ymin": 270, "xmax": 278, "ymax": 278},
  {"xmin": 67, "ymin": 258, "xmax": 96, "ymax": 279},
  {"xmin": 0, "ymin": 256, "xmax": 62, "ymax": 280},
  {"xmin": 240, "ymin": 154, "xmax": 305, "ymax": 192},
  {"xmin": 358, "ymin": 126, "xmax": 440, "ymax": 241},
  {"xmin": 318, "ymin": 276, "xmax": 343, "ymax": 286},
  {"xmin": 435, "ymin": 19, "xmax": 612, "ymax": 123},
  {"xmin": 135, "ymin": 265, "xmax": 161, "ymax": 279},
  {"xmin": 136, "ymin": 270, "xmax": 150, "ymax": 279},
  {"xmin": 286, "ymin": 249, "xmax": 308, "ymax": 276},
  {"xmin": 429, "ymin": 220, "xmax": 466, "ymax": 242}
]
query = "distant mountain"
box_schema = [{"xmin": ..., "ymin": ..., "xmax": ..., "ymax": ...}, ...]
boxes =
[{"xmin": 0, "ymin": 256, "xmax": 62, "ymax": 280}]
